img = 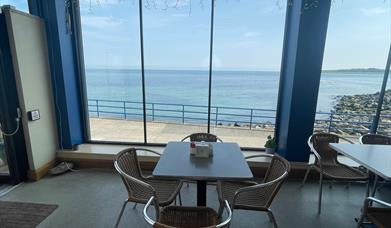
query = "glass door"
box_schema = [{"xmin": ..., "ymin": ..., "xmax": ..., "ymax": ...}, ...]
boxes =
[{"xmin": 0, "ymin": 132, "xmax": 10, "ymax": 176}]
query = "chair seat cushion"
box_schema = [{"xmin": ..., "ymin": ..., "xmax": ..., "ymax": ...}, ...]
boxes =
[
  {"xmin": 217, "ymin": 181, "xmax": 268, "ymax": 210},
  {"xmin": 156, "ymin": 206, "xmax": 219, "ymax": 228},
  {"xmin": 367, "ymin": 207, "xmax": 391, "ymax": 228},
  {"xmin": 315, "ymin": 164, "xmax": 368, "ymax": 180}
]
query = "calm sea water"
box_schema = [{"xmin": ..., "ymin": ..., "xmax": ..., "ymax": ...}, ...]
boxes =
[{"xmin": 85, "ymin": 69, "xmax": 388, "ymax": 124}]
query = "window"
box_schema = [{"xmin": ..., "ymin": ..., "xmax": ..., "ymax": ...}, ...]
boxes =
[
  {"xmin": 211, "ymin": 1, "xmax": 286, "ymax": 147},
  {"xmin": 80, "ymin": 0, "xmax": 288, "ymax": 148},
  {"xmin": 143, "ymin": 1, "xmax": 211, "ymax": 143},
  {"xmin": 0, "ymin": 0, "xmax": 29, "ymax": 13},
  {"xmin": 80, "ymin": 0, "xmax": 144, "ymax": 142},
  {"xmin": 315, "ymin": 0, "xmax": 391, "ymax": 139}
]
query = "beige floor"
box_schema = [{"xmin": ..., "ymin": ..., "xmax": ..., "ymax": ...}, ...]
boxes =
[{"xmin": 89, "ymin": 118, "xmax": 274, "ymax": 148}]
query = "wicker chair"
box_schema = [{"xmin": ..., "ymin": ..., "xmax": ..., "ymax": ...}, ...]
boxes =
[
  {"xmin": 359, "ymin": 133, "xmax": 391, "ymax": 195},
  {"xmin": 301, "ymin": 133, "xmax": 369, "ymax": 214},
  {"xmin": 359, "ymin": 133, "xmax": 391, "ymax": 145},
  {"xmin": 357, "ymin": 197, "xmax": 391, "ymax": 228},
  {"xmin": 114, "ymin": 148, "xmax": 183, "ymax": 228},
  {"xmin": 181, "ymin": 133, "xmax": 223, "ymax": 143},
  {"xmin": 216, "ymin": 154, "xmax": 290, "ymax": 228},
  {"xmin": 181, "ymin": 133, "xmax": 223, "ymax": 188},
  {"xmin": 143, "ymin": 196, "xmax": 232, "ymax": 228}
]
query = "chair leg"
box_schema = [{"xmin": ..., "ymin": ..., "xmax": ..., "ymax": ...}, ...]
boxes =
[
  {"xmin": 329, "ymin": 180, "xmax": 334, "ymax": 189},
  {"xmin": 318, "ymin": 173, "xmax": 323, "ymax": 214},
  {"xmin": 217, "ymin": 201, "xmax": 225, "ymax": 218},
  {"xmin": 133, "ymin": 203, "xmax": 137, "ymax": 209},
  {"xmin": 115, "ymin": 200, "xmax": 128, "ymax": 228},
  {"xmin": 371, "ymin": 175, "xmax": 379, "ymax": 198},
  {"xmin": 365, "ymin": 179, "xmax": 370, "ymax": 197},
  {"xmin": 356, "ymin": 213, "xmax": 365, "ymax": 228},
  {"xmin": 267, "ymin": 209, "xmax": 278, "ymax": 228},
  {"xmin": 301, "ymin": 165, "xmax": 312, "ymax": 187},
  {"xmin": 178, "ymin": 192, "xmax": 182, "ymax": 206}
]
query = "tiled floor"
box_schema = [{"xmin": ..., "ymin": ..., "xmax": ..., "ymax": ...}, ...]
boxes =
[{"xmin": 0, "ymin": 169, "xmax": 389, "ymax": 228}]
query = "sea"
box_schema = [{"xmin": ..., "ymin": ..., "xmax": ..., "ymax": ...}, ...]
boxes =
[{"xmin": 85, "ymin": 69, "xmax": 389, "ymax": 125}]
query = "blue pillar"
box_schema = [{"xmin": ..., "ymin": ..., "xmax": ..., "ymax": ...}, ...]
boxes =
[
  {"xmin": 275, "ymin": 0, "xmax": 331, "ymax": 162},
  {"xmin": 29, "ymin": 0, "xmax": 86, "ymax": 149}
]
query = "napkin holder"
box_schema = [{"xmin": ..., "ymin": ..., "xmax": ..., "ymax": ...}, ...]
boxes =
[{"xmin": 194, "ymin": 143, "xmax": 213, "ymax": 158}]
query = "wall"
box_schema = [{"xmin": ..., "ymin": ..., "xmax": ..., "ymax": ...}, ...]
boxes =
[{"xmin": 4, "ymin": 8, "xmax": 58, "ymax": 171}]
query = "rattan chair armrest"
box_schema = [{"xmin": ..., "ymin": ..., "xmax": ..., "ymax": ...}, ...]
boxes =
[
  {"xmin": 144, "ymin": 197, "xmax": 231, "ymax": 228},
  {"xmin": 358, "ymin": 135, "xmax": 364, "ymax": 144},
  {"xmin": 181, "ymin": 135, "xmax": 190, "ymax": 142},
  {"xmin": 339, "ymin": 136, "xmax": 354, "ymax": 144},
  {"xmin": 217, "ymin": 200, "xmax": 232, "ymax": 228},
  {"xmin": 114, "ymin": 161, "xmax": 156, "ymax": 192},
  {"xmin": 216, "ymin": 137, "xmax": 223, "ymax": 143},
  {"xmin": 143, "ymin": 196, "xmax": 159, "ymax": 226},
  {"xmin": 232, "ymin": 170, "xmax": 289, "ymax": 205},
  {"xmin": 308, "ymin": 136, "xmax": 322, "ymax": 166},
  {"xmin": 135, "ymin": 148, "xmax": 162, "ymax": 156},
  {"xmin": 366, "ymin": 197, "xmax": 391, "ymax": 208},
  {"xmin": 244, "ymin": 154, "xmax": 274, "ymax": 160}
]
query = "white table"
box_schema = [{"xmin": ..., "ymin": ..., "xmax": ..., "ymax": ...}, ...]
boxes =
[{"xmin": 329, "ymin": 144, "xmax": 391, "ymax": 180}]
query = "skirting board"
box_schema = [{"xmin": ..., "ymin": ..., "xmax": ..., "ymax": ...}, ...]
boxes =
[{"xmin": 27, "ymin": 160, "xmax": 56, "ymax": 181}]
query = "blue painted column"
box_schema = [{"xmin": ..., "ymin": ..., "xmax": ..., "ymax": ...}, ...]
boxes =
[
  {"xmin": 29, "ymin": 0, "xmax": 86, "ymax": 149},
  {"xmin": 275, "ymin": 0, "xmax": 331, "ymax": 162}
]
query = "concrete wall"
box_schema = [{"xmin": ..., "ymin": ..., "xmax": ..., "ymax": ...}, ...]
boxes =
[{"xmin": 4, "ymin": 8, "xmax": 57, "ymax": 170}]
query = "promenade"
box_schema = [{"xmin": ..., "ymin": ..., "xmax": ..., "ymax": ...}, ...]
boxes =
[{"xmin": 89, "ymin": 118, "xmax": 273, "ymax": 147}]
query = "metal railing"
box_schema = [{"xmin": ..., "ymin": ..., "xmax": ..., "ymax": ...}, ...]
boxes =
[{"xmin": 87, "ymin": 99, "xmax": 391, "ymax": 135}]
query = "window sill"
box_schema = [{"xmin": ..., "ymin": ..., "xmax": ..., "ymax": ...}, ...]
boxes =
[{"xmin": 56, "ymin": 143, "xmax": 360, "ymax": 169}]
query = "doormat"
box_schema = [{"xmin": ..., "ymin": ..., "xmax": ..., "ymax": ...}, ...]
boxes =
[{"xmin": 0, "ymin": 201, "xmax": 58, "ymax": 228}]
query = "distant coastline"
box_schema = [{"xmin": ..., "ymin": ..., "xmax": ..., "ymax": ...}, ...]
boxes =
[
  {"xmin": 86, "ymin": 67, "xmax": 385, "ymax": 74},
  {"xmin": 322, "ymin": 68, "xmax": 384, "ymax": 73}
]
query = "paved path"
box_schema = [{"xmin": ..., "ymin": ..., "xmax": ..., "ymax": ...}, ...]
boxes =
[{"xmin": 89, "ymin": 118, "xmax": 273, "ymax": 147}]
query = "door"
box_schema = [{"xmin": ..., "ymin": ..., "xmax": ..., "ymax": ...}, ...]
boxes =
[{"xmin": 0, "ymin": 8, "xmax": 28, "ymax": 184}]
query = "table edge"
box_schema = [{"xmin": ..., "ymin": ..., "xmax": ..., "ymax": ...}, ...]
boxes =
[{"xmin": 329, "ymin": 143, "xmax": 391, "ymax": 180}]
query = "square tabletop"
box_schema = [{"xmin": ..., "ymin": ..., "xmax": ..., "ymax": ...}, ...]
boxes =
[
  {"xmin": 329, "ymin": 143, "xmax": 391, "ymax": 180},
  {"xmin": 153, "ymin": 142, "xmax": 253, "ymax": 181}
]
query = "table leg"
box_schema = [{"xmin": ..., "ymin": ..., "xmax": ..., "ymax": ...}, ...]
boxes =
[{"xmin": 197, "ymin": 180, "xmax": 207, "ymax": 206}]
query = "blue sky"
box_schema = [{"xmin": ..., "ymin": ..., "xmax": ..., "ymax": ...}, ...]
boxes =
[{"xmin": 2, "ymin": 0, "xmax": 390, "ymax": 70}]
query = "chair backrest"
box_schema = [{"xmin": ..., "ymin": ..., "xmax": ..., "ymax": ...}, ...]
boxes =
[
  {"xmin": 360, "ymin": 134, "xmax": 391, "ymax": 145},
  {"xmin": 114, "ymin": 148, "xmax": 155, "ymax": 202},
  {"xmin": 262, "ymin": 155, "xmax": 290, "ymax": 207},
  {"xmin": 181, "ymin": 133, "xmax": 223, "ymax": 142},
  {"xmin": 309, "ymin": 133, "xmax": 340, "ymax": 165}
]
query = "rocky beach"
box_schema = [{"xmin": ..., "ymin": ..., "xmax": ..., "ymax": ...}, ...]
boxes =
[{"xmin": 315, "ymin": 89, "xmax": 391, "ymax": 136}]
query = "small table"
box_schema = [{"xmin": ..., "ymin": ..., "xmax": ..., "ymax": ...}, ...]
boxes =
[
  {"xmin": 153, "ymin": 142, "xmax": 253, "ymax": 206},
  {"xmin": 329, "ymin": 144, "xmax": 391, "ymax": 181}
]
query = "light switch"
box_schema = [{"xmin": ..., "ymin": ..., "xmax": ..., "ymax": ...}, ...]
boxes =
[{"xmin": 27, "ymin": 110, "xmax": 40, "ymax": 121}]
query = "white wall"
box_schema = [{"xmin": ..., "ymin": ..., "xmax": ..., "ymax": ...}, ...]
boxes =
[{"xmin": 4, "ymin": 8, "xmax": 58, "ymax": 170}]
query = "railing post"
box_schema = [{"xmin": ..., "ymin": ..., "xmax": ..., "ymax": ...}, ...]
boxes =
[
  {"xmin": 123, "ymin": 101, "xmax": 126, "ymax": 119},
  {"xmin": 249, "ymin": 109, "xmax": 253, "ymax": 130},
  {"xmin": 215, "ymin": 107, "xmax": 218, "ymax": 126},
  {"xmin": 182, "ymin": 105, "xmax": 185, "ymax": 124},
  {"xmin": 328, "ymin": 112, "xmax": 333, "ymax": 133},
  {"xmin": 152, "ymin": 103, "xmax": 155, "ymax": 121},
  {"xmin": 96, "ymin": 100, "xmax": 99, "ymax": 117}
]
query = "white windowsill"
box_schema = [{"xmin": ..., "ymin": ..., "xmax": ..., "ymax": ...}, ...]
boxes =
[{"xmin": 56, "ymin": 143, "xmax": 360, "ymax": 168}]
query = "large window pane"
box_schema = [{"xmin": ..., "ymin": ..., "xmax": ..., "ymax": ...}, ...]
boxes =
[
  {"xmin": 315, "ymin": 0, "xmax": 390, "ymax": 139},
  {"xmin": 143, "ymin": 1, "xmax": 211, "ymax": 143},
  {"xmin": 211, "ymin": 1, "xmax": 286, "ymax": 147},
  {"xmin": 80, "ymin": 0, "xmax": 144, "ymax": 142}
]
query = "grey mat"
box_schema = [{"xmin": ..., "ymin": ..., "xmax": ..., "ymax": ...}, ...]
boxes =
[{"xmin": 0, "ymin": 201, "xmax": 57, "ymax": 228}]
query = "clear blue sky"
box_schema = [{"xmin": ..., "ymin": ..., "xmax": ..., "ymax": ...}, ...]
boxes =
[{"xmin": 2, "ymin": 0, "xmax": 390, "ymax": 71}]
